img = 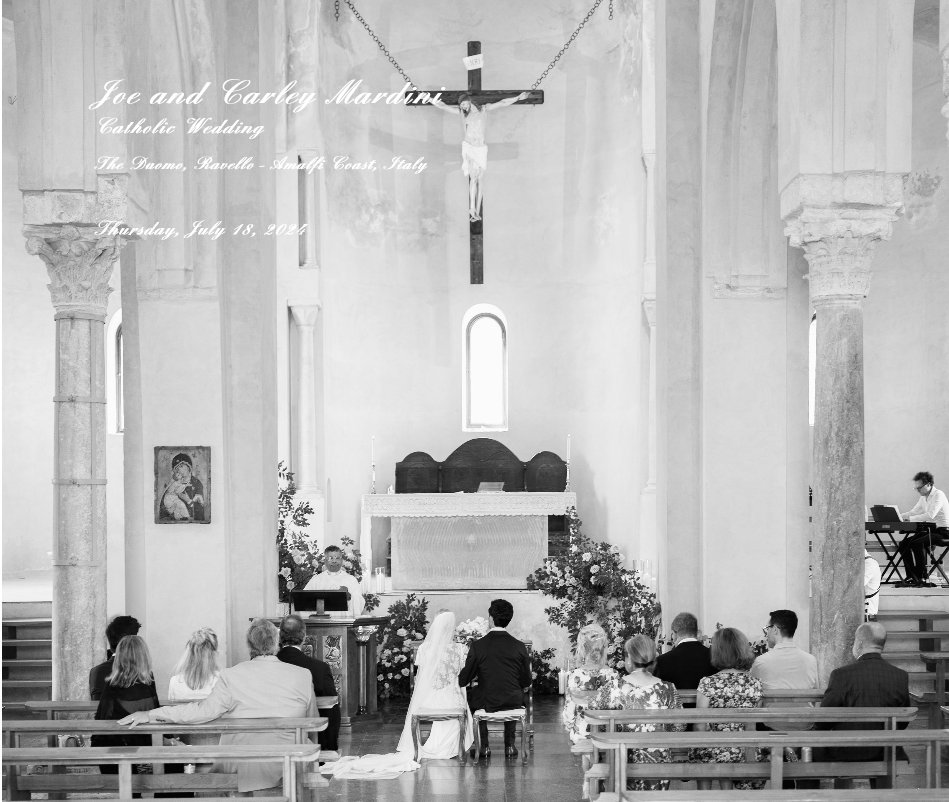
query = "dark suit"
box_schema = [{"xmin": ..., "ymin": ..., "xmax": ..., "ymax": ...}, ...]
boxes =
[
  {"xmin": 817, "ymin": 652, "xmax": 910, "ymax": 785},
  {"xmin": 458, "ymin": 630, "xmax": 532, "ymax": 747},
  {"xmin": 89, "ymin": 658, "xmax": 113, "ymax": 701},
  {"xmin": 276, "ymin": 646, "xmax": 340, "ymax": 750},
  {"xmin": 653, "ymin": 640, "xmax": 715, "ymax": 705}
]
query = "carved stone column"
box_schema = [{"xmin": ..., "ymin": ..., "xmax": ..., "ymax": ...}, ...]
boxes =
[
  {"xmin": 25, "ymin": 225, "xmax": 122, "ymax": 701},
  {"xmin": 785, "ymin": 190, "xmax": 901, "ymax": 681},
  {"xmin": 289, "ymin": 302, "xmax": 325, "ymax": 548}
]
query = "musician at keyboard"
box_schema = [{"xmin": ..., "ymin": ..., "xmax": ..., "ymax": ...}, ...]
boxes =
[{"xmin": 896, "ymin": 471, "xmax": 949, "ymax": 588}]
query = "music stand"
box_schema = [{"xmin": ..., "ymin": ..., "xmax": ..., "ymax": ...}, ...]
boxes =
[{"xmin": 290, "ymin": 589, "xmax": 350, "ymax": 618}]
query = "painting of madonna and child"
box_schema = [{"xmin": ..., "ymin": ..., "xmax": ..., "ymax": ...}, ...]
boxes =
[{"xmin": 154, "ymin": 447, "xmax": 211, "ymax": 524}]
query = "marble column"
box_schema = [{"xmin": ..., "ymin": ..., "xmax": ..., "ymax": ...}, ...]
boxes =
[
  {"xmin": 785, "ymin": 207, "xmax": 898, "ymax": 682},
  {"xmin": 638, "ymin": 295, "xmax": 658, "ymax": 590},
  {"xmin": 941, "ymin": 0, "xmax": 949, "ymax": 143},
  {"xmin": 289, "ymin": 302, "xmax": 325, "ymax": 547},
  {"xmin": 25, "ymin": 225, "xmax": 121, "ymax": 701}
]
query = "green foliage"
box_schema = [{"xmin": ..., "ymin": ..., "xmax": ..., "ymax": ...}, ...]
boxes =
[
  {"xmin": 530, "ymin": 647, "xmax": 560, "ymax": 695},
  {"xmin": 276, "ymin": 462, "xmax": 379, "ymax": 611},
  {"xmin": 526, "ymin": 507, "xmax": 661, "ymax": 673},
  {"xmin": 376, "ymin": 593, "xmax": 429, "ymax": 699}
]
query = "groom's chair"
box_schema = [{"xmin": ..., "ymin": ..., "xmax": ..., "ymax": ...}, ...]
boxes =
[
  {"xmin": 410, "ymin": 708, "xmax": 469, "ymax": 764},
  {"xmin": 472, "ymin": 706, "xmax": 529, "ymax": 765}
]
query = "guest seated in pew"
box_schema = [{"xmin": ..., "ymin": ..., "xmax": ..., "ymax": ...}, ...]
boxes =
[
  {"xmin": 653, "ymin": 612, "xmax": 715, "ymax": 706},
  {"xmin": 120, "ymin": 618, "xmax": 318, "ymax": 794},
  {"xmin": 816, "ymin": 621, "xmax": 910, "ymax": 790},
  {"xmin": 93, "ymin": 635, "xmax": 160, "ymax": 774},
  {"xmin": 277, "ymin": 614, "xmax": 341, "ymax": 752},
  {"xmin": 90, "ymin": 614, "xmax": 141, "ymax": 701},
  {"xmin": 690, "ymin": 627, "xmax": 763, "ymax": 791},
  {"xmin": 168, "ymin": 628, "xmax": 220, "ymax": 701},
  {"xmin": 750, "ymin": 609, "xmax": 819, "ymax": 727},
  {"xmin": 592, "ymin": 634, "xmax": 681, "ymax": 792},
  {"xmin": 562, "ymin": 624, "xmax": 618, "ymax": 743}
]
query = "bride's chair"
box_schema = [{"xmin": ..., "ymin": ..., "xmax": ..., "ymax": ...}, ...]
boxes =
[{"xmin": 410, "ymin": 708, "xmax": 469, "ymax": 764}]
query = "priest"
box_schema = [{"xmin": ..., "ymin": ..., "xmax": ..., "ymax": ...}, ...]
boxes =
[{"xmin": 303, "ymin": 545, "xmax": 365, "ymax": 616}]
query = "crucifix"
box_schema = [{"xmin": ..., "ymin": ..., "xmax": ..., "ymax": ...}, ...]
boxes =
[{"xmin": 406, "ymin": 42, "xmax": 543, "ymax": 284}]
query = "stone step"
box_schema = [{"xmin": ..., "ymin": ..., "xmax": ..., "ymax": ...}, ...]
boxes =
[
  {"xmin": 1, "ymin": 618, "xmax": 52, "ymax": 627},
  {"xmin": 2, "ymin": 639, "xmax": 52, "ymax": 646},
  {"xmin": 2, "ymin": 659, "xmax": 52, "ymax": 667},
  {"xmin": 2, "ymin": 679, "xmax": 52, "ymax": 689},
  {"xmin": 875, "ymin": 609, "xmax": 949, "ymax": 620}
]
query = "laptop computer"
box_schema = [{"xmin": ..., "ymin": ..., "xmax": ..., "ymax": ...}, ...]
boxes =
[{"xmin": 870, "ymin": 505, "xmax": 902, "ymax": 523}]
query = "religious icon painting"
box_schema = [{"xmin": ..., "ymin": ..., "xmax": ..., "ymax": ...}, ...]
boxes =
[{"xmin": 154, "ymin": 446, "xmax": 211, "ymax": 524}]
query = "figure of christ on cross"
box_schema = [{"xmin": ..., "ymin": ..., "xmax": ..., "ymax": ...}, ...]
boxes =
[{"xmin": 428, "ymin": 91, "xmax": 530, "ymax": 222}]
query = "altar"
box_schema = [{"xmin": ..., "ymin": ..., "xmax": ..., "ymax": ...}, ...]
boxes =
[{"xmin": 360, "ymin": 491, "xmax": 577, "ymax": 589}]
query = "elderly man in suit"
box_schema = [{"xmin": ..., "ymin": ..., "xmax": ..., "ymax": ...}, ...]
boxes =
[
  {"xmin": 277, "ymin": 614, "xmax": 341, "ymax": 751},
  {"xmin": 653, "ymin": 612, "xmax": 715, "ymax": 706},
  {"xmin": 459, "ymin": 598, "xmax": 532, "ymax": 759},
  {"xmin": 120, "ymin": 618, "xmax": 318, "ymax": 793},
  {"xmin": 817, "ymin": 621, "xmax": 910, "ymax": 789}
]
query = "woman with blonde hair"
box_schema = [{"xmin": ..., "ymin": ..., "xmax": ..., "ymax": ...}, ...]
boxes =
[
  {"xmin": 690, "ymin": 626, "xmax": 763, "ymax": 790},
  {"xmin": 92, "ymin": 635, "xmax": 160, "ymax": 770},
  {"xmin": 593, "ymin": 633, "xmax": 680, "ymax": 791},
  {"xmin": 168, "ymin": 628, "xmax": 220, "ymax": 701},
  {"xmin": 562, "ymin": 623, "xmax": 618, "ymax": 743}
]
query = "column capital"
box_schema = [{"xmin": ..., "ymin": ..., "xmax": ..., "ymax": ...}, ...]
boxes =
[
  {"xmin": 782, "ymin": 173, "xmax": 904, "ymax": 307},
  {"xmin": 25, "ymin": 225, "xmax": 121, "ymax": 319},
  {"xmin": 289, "ymin": 301, "xmax": 321, "ymax": 328}
]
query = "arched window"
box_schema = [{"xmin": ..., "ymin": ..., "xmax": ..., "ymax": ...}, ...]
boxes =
[
  {"xmin": 463, "ymin": 305, "xmax": 508, "ymax": 431},
  {"xmin": 115, "ymin": 324, "xmax": 125, "ymax": 433},
  {"xmin": 808, "ymin": 313, "xmax": 816, "ymax": 427}
]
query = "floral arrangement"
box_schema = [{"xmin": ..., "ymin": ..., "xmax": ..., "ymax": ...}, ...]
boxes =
[
  {"xmin": 530, "ymin": 647, "xmax": 560, "ymax": 695},
  {"xmin": 376, "ymin": 593, "xmax": 429, "ymax": 699},
  {"xmin": 276, "ymin": 463, "xmax": 379, "ymax": 610},
  {"xmin": 454, "ymin": 616, "xmax": 490, "ymax": 647},
  {"xmin": 526, "ymin": 507, "xmax": 661, "ymax": 674}
]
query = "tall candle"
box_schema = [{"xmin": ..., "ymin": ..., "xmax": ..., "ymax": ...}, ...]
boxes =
[
  {"xmin": 566, "ymin": 434, "xmax": 571, "ymax": 463},
  {"xmin": 371, "ymin": 435, "xmax": 375, "ymax": 466}
]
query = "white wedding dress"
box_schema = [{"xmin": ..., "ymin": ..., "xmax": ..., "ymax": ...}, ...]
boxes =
[{"xmin": 320, "ymin": 612, "xmax": 473, "ymax": 780}]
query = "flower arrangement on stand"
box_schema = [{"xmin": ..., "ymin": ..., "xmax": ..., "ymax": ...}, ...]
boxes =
[
  {"xmin": 376, "ymin": 593, "xmax": 429, "ymax": 700},
  {"xmin": 276, "ymin": 463, "xmax": 379, "ymax": 611},
  {"xmin": 526, "ymin": 507, "xmax": 661, "ymax": 674},
  {"xmin": 529, "ymin": 648, "xmax": 560, "ymax": 695}
]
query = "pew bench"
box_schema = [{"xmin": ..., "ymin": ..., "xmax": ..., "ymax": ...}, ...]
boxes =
[
  {"xmin": 2, "ymin": 743, "xmax": 320, "ymax": 802},
  {"xmin": 578, "ymin": 707, "xmax": 916, "ymax": 800},
  {"xmin": 19, "ymin": 700, "xmax": 178, "ymax": 720},
  {"xmin": 588, "ymin": 729, "xmax": 947, "ymax": 797},
  {"xmin": 598, "ymin": 789, "xmax": 949, "ymax": 801},
  {"xmin": 674, "ymin": 689, "xmax": 826, "ymax": 706}
]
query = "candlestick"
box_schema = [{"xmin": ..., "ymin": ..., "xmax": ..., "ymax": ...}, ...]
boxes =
[
  {"xmin": 371, "ymin": 435, "xmax": 375, "ymax": 466},
  {"xmin": 566, "ymin": 434, "xmax": 571, "ymax": 463}
]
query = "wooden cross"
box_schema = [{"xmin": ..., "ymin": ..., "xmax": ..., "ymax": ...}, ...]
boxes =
[{"xmin": 406, "ymin": 42, "xmax": 543, "ymax": 284}]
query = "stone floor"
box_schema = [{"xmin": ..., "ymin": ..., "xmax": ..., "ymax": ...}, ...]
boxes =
[{"xmin": 322, "ymin": 695, "xmax": 582, "ymax": 802}]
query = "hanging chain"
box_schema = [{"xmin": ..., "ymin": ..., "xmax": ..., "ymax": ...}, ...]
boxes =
[
  {"xmin": 335, "ymin": 0, "xmax": 418, "ymax": 88},
  {"xmin": 335, "ymin": 0, "xmax": 613, "ymax": 93},
  {"xmin": 531, "ymin": 0, "xmax": 609, "ymax": 90}
]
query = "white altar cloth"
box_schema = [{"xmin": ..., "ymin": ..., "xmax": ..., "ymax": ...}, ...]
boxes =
[{"xmin": 360, "ymin": 492, "xmax": 577, "ymax": 589}]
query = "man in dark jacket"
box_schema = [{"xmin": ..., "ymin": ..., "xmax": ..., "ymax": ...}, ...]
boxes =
[
  {"xmin": 653, "ymin": 611, "xmax": 715, "ymax": 705},
  {"xmin": 817, "ymin": 621, "xmax": 910, "ymax": 788},
  {"xmin": 89, "ymin": 615, "xmax": 141, "ymax": 700},
  {"xmin": 459, "ymin": 599, "xmax": 532, "ymax": 759},
  {"xmin": 276, "ymin": 614, "xmax": 341, "ymax": 751}
]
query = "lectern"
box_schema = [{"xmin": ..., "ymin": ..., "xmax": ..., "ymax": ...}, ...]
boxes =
[{"xmin": 270, "ymin": 615, "xmax": 388, "ymax": 727}]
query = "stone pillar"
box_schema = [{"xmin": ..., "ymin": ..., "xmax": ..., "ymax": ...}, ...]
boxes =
[
  {"xmin": 785, "ymin": 196, "xmax": 900, "ymax": 682},
  {"xmin": 638, "ymin": 295, "xmax": 658, "ymax": 588},
  {"xmin": 941, "ymin": 0, "xmax": 949, "ymax": 143},
  {"xmin": 25, "ymin": 225, "xmax": 121, "ymax": 701}
]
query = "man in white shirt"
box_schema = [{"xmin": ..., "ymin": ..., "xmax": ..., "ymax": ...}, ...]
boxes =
[
  {"xmin": 897, "ymin": 471, "xmax": 949, "ymax": 587},
  {"xmin": 750, "ymin": 609, "xmax": 819, "ymax": 731},
  {"xmin": 303, "ymin": 545, "xmax": 365, "ymax": 617}
]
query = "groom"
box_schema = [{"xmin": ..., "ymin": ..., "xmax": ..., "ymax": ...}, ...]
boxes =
[{"xmin": 458, "ymin": 598, "xmax": 532, "ymax": 759}]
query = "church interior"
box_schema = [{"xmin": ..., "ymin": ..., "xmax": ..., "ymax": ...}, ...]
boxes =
[{"xmin": 3, "ymin": 0, "xmax": 949, "ymax": 798}]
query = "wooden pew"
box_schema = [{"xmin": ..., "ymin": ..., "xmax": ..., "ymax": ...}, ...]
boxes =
[
  {"xmin": 611, "ymin": 790, "xmax": 949, "ymax": 801},
  {"xmin": 588, "ymin": 729, "xmax": 947, "ymax": 797},
  {"xmin": 2, "ymin": 716, "xmax": 327, "ymax": 748},
  {"xmin": 674, "ymin": 688, "xmax": 825, "ymax": 705},
  {"xmin": 20, "ymin": 700, "xmax": 178, "ymax": 720},
  {"xmin": 578, "ymin": 707, "xmax": 916, "ymax": 800},
  {"xmin": 3, "ymin": 743, "xmax": 319, "ymax": 802}
]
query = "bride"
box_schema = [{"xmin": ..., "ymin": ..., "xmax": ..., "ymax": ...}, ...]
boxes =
[
  {"xmin": 396, "ymin": 610, "xmax": 473, "ymax": 759},
  {"xmin": 321, "ymin": 611, "xmax": 473, "ymax": 779}
]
